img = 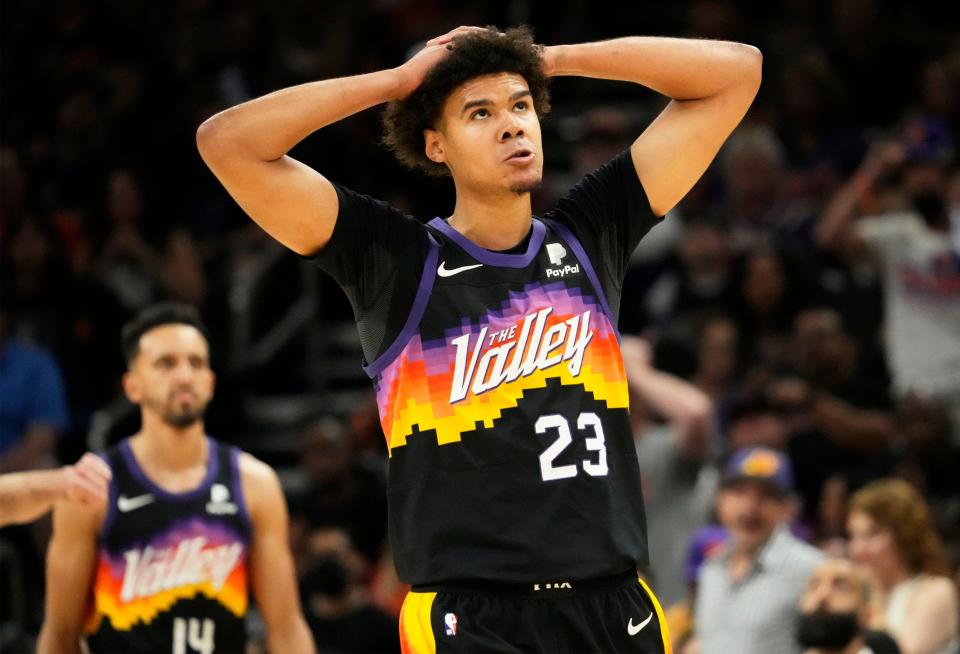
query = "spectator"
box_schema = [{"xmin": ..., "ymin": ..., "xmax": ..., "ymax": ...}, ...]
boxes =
[
  {"xmin": 734, "ymin": 246, "xmax": 805, "ymax": 368},
  {"xmin": 692, "ymin": 312, "xmax": 741, "ymax": 408},
  {"xmin": 640, "ymin": 217, "xmax": 737, "ymax": 327},
  {"xmin": 848, "ymin": 478, "xmax": 960, "ymax": 654},
  {"xmin": 290, "ymin": 417, "xmax": 388, "ymax": 567},
  {"xmin": 695, "ymin": 446, "xmax": 823, "ymax": 654},
  {"xmin": 771, "ymin": 306, "xmax": 895, "ymax": 511},
  {"xmin": 622, "ymin": 336, "xmax": 717, "ymax": 606},
  {"xmin": 301, "ymin": 528, "xmax": 400, "ymax": 654},
  {"xmin": 797, "ymin": 557, "xmax": 901, "ymax": 654},
  {"xmin": 0, "ymin": 308, "xmax": 71, "ymax": 639},
  {"xmin": 816, "ymin": 124, "xmax": 960, "ymax": 405}
]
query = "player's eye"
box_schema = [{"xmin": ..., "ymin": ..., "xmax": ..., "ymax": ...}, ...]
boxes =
[
  {"xmin": 470, "ymin": 108, "xmax": 489, "ymax": 120},
  {"xmin": 514, "ymin": 101, "xmax": 528, "ymax": 111}
]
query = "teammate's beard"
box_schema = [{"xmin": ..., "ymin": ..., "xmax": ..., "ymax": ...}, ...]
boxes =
[
  {"xmin": 162, "ymin": 406, "xmax": 205, "ymax": 429},
  {"xmin": 144, "ymin": 393, "xmax": 208, "ymax": 428}
]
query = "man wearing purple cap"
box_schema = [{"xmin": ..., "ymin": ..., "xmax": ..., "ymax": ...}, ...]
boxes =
[{"xmin": 694, "ymin": 446, "xmax": 823, "ymax": 654}]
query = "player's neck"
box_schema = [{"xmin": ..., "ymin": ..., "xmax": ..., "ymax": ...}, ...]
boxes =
[
  {"xmin": 133, "ymin": 415, "xmax": 208, "ymax": 473},
  {"xmin": 447, "ymin": 186, "xmax": 532, "ymax": 251}
]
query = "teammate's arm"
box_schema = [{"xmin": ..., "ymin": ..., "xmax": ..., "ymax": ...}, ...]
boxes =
[
  {"xmin": 196, "ymin": 28, "xmax": 465, "ymax": 256},
  {"xmin": 36, "ymin": 490, "xmax": 107, "ymax": 654},
  {"xmin": 0, "ymin": 453, "xmax": 111, "ymax": 527},
  {"xmin": 541, "ymin": 37, "xmax": 762, "ymax": 217},
  {"xmin": 240, "ymin": 453, "xmax": 316, "ymax": 654}
]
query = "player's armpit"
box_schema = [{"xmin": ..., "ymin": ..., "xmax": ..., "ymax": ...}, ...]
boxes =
[
  {"xmin": 37, "ymin": 499, "xmax": 104, "ymax": 654},
  {"xmin": 240, "ymin": 454, "xmax": 316, "ymax": 654}
]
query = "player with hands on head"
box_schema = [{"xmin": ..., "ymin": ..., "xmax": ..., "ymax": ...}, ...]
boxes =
[{"xmin": 199, "ymin": 25, "xmax": 761, "ymax": 654}]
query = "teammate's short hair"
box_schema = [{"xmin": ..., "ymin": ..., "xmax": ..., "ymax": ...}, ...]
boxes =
[
  {"xmin": 121, "ymin": 302, "xmax": 209, "ymax": 364},
  {"xmin": 382, "ymin": 25, "xmax": 551, "ymax": 176}
]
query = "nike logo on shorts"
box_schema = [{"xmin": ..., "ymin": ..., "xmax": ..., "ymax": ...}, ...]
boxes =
[
  {"xmin": 437, "ymin": 261, "xmax": 483, "ymax": 277},
  {"xmin": 627, "ymin": 612, "xmax": 653, "ymax": 636},
  {"xmin": 117, "ymin": 493, "xmax": 155, "ymax": 512}
]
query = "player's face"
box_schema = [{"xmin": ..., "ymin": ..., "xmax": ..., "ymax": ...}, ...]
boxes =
[
  {"xmin": 426, "ymin": 73, "xmax": 543, "ymax": 196},
  {"xmin": 717, "ymin": 479, "xmax": 790, "ymax": 552},
  {"xmin": 125, "ymin": 324, "xmax": 215, "ymax": 429},
  {"xmin": 800, "ymin": 559, "xmax": 864, "ymax": 615}
]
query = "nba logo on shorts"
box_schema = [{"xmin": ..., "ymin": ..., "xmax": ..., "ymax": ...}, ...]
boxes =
[{"xmin": 444, "ymin": 612, "xmax": 458, "ymax": 636}]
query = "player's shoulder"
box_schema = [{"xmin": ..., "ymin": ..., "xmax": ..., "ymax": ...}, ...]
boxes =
[{"xmin": 236, "ymin": 451, "xmax": 280, "ymax": 487}]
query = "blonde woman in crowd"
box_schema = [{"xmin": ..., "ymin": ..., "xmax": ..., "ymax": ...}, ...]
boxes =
[{"xmin": 848, "ymin": 478, "xmax": 959, "ymax": 654}]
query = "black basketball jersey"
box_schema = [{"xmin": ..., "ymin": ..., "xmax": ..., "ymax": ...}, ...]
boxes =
[
  {"xmin": 84, "ymin": 437, "xmax": 250, "ymax": 654},
  {"xmin": 366, "ymin": 216, "xmax": 649, "ymax": 585}
]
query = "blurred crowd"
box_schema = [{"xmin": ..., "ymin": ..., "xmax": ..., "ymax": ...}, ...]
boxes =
[{"xmin": 2, "ymin": 0, "xmax": 960, "ymax": 652}]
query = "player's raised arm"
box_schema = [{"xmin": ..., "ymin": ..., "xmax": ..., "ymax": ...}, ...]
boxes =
[
  {"xmin": 542, "ymin": 37, "xmax": 762, "ymax": 217},
  {"xmin": 240, "ymin": 453, "xmax": 316, "ymax": 654},
  {"xmin": 195, "ymin": 28, "xmax": 465, "ymax": 256}
]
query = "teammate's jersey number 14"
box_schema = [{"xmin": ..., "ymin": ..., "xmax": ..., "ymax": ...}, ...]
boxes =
[{"xmin": 535, "ymin": 412, "xmax": 609, "ymax": 481}]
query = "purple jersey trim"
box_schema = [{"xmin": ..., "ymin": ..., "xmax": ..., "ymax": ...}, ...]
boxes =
[
  {"xmin": 97, "ymin": 450, "xmax": 118, "ymax": 541},
  {"xmin": 428, "ymin": 217, "xmax": 546, "ymax": 268},
  {"xmin": 120, "ymin": 437, "xmax": 219, "ymax": 501},
  {"xmin": 230, "ymin": 446, "xmax": 253, "ymax": 537},
  {"xmin": 362, "ymin": 234, "xmax": 441, "ymax": 378},
  {"xmin": 541, "ymin": 218, "xmax": 618, "ymax": 336}
]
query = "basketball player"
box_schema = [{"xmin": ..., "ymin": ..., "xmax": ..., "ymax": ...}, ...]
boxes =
[
  {"xmin": 37, "ymin": 303, "xmax": 314, "ymax": 653},
  {"xmin": 198, "ymin": 26, "xmax": 760, "ymax": 653},
  {"xmin": 0, "ymin": 453, "xmax": 110, "ymax": 527}
]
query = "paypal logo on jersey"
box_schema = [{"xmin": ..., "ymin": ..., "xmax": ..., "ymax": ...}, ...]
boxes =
[{"xmin": 545, "ymin": 241, "xmax": 580, "ymax": 279}]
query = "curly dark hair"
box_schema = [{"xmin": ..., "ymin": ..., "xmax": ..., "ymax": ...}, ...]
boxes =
[{"xmin": 382, "ymin": 26, "xmax": 551, "ymax": 176}]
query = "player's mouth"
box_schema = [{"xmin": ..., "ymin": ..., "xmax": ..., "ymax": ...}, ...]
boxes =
[{"xmin": 504, "ymin": 148, "xmax": 534, "ymax": 165}]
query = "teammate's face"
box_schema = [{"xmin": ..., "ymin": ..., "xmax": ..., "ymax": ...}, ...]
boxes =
[
  {"xmin": 426, "ymin": 73, "xmax": 543, "ymax": 196},
  {"xmin": 124, "ymin": 324, "xmax": 215, "ymax": 429},
  {"xmin": 717, "ymin": 479, "xmax": 790, "ymax": 552}
]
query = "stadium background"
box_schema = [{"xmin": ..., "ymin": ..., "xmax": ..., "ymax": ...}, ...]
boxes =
[{"xmin": 1, "ymin": 0, "xmax": 958, "ymax": 652}]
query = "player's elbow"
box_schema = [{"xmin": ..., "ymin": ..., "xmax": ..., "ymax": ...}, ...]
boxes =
[
  {"xmin": 736, "ymin": 43, "xmax": 763, "ymax": 89},
  {"xmin": 195, "ymin": 111, "xmax": 244, "ymax": 166}
]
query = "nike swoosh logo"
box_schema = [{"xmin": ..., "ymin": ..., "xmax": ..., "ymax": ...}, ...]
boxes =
[
  {"xmin": 437, "ymin": 261, "xmax": 483, "ymax": 277},
  {"xmin": 627, "ymin": 612, "xmax": 653, "ymax": 636},
  {"xmin": 117, "ymin": 493, "xmax": 155, "ymax": 512}
]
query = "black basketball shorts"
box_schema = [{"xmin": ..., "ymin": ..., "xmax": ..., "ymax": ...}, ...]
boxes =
[{"xmin": 399, "ymin": 570, "xmax": 672, "ymax": 654}]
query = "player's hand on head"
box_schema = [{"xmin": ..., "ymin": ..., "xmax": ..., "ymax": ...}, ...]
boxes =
[
  {"xmin": 425, "ymin": 25, "xmax": 490, "ymax": 47},
  {"xmin": 63, "ymin": 452, "xmax": 112, "ymax": 507},
  {"xmin": 397, "ymin": 26, "xmax": 489, "ymax": 99}
]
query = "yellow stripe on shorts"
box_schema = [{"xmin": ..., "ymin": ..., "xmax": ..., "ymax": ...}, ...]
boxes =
[
  {"xmin": 638, "ymin": 577, "xmax": 673, "ymax": 654},
  {"xmin": 399, "ymin": 590, "xmax": 437, "ymax": 654}
]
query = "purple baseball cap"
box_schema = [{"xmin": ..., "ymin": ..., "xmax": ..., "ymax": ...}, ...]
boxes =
[{"xmin": 723, "ymin": 446, "xmax": 794, "ymax": 495}]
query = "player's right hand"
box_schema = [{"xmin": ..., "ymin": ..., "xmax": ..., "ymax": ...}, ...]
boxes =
[
  {"xmin": 396, "ymin": 26, "xmax": 488, "ymax": 99},
  {"xmin": 62, "ymin": 452, "xmax": 112, "ymax": 508}
]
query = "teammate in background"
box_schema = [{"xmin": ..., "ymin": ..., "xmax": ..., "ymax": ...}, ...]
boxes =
[
  {"xmin": 38, "ymin": 303, "xmax": 314, "ymax": 654},
  {"xmin": 199, "ymin": 25, "xmax": 760, "ymax": 653},
  {"xmin": 0, "ymin": 453, "xmax": 110, "ymax": 527}
]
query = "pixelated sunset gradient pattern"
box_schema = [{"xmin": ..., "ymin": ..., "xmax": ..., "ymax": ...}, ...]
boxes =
[
  {"xmin": 374, "ymin": 281, "xmax": 627, "ymax": 451},
  {"xmin": 84, "ymin": 518, "xmax": 248, "ymax": 633}
]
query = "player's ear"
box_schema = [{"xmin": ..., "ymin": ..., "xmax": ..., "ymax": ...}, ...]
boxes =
[
  {"xmin": 424, "ymin": 129, "xmax": 446, "ymax": 164},
  {"xmin": 121, "ymin": 371, "xmax": 141, "ymax": 404}
]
